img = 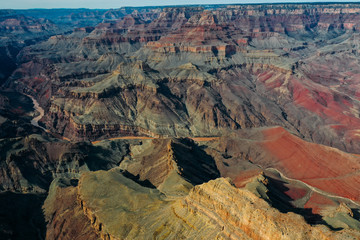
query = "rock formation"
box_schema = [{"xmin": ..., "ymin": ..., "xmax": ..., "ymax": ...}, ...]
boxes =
[
  {"xmin": 1, "ymin": 3, "xmax": 360, "ymax": 240},
  {"xmin": 6, "ymin": 3, "xmax": 360, "ymax": 154},
  {"xmin": 70, "ymin": 170, "xmax": 360, "ymax": 239}
]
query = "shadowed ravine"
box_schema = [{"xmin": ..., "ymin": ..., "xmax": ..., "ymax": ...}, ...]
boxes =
[{"xmin": 2, "ymin": 3, "xmax": 360, "ymax": 239}]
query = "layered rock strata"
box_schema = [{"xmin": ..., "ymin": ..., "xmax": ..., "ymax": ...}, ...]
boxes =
[
  {"xmin": 74, "ymin": 170, "xmax": 360, "ymax": 240},
  {"xmin": 8, "ymin": 4, "xmax": 360, "ymax": 153}
]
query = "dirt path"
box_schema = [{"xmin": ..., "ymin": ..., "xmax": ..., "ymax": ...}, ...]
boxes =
[
  {"xmin": 91, "ymin": 136, "xmax": 155, "ymax": 144},
  {"xmin": 266, "ymin": 167, "xmax": 360, "ymax": 207},
  {"xmin": 191, "ymin": 137, "xmax": 220, "ymax": 142},
  {"xmin": 91, "ymin": 136, "xmax": 219, "ymax": 145}
]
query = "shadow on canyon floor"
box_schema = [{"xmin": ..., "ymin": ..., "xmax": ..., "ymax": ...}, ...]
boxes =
[
  {"xmin": 266, "ymin": 176, "xmax": 343, "ymax": 231},
  {"xmin": 0, "ymin": 192, "xmax": 46, "ymax": 240}
]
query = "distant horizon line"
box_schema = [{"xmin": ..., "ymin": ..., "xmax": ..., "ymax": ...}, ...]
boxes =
[{"xmin": 3, "ymin": 1, "xmax": 360, "ymax": 11}]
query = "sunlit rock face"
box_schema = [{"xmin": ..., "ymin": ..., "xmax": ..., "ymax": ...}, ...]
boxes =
[
  {"xmin": 54, "ymin": 172, "xmax": 358, "ymax": 240},
  {"xmin": 2, "ymin": 3, "xmax": 360, "ymax": 240},
  {"xmin": 7, "ymin": 3, "xmax": 360, "ymax": 155}
]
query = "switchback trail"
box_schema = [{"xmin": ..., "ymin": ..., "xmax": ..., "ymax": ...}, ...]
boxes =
[{"xmin": 91, "ymin": 136, "xmax": 220, "ymax": 145}]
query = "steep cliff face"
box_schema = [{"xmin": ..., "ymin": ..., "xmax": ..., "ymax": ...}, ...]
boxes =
[
  {"xmin": 119, "ymin": 138, "xmax": 219, "ymax": 192},
  {"xmin": 39, "ymin": 129, "xmax": 356, "ymax": 239},
  {"xmin": 0, "ymin": 14, "xmax": 58, "ymax": 84},
  {"xmin": 0, "ymin": 8, "xmax": 140, "ymax": 85},
  {"xmin": 0, "ymin": 135, "xmax": 86, "ymax": 193},
  {"xmin": 0, "ymin": 91, "xmax": 133, "ymax": 193},
  {"xmin": 8, "ymin": 4, "xmax": 360, "ymax": 153},
  {"xmin": 3, "ymin": 4, "xmax": 360, "ymax": 239},
  {"xmin": 74, "ymin": 170, "xmax": 360, "ymax": 240},
  {"xmin": 43, "ymin": 178, "xmax": 99, "ymax": 240}
]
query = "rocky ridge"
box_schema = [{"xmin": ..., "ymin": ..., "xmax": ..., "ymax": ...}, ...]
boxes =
[
  {"xmin": 59, "ymin": 170, "xmax": 360, "ymax": 240},
  {"xmin": 2, "ymin": 3, "xmax": 360, "ymax": 239},
  {"xmin": 7, "ymin": 3, "xmax": 360, "ymax": 154}
]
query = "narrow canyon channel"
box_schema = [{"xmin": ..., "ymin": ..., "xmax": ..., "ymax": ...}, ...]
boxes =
[{"xmin": 26, "ymin": 94, "xmax": 47, "ymax": 132}]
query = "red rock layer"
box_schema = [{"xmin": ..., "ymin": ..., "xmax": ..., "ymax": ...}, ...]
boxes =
[{"xmin": 261, "ymin": 127, "xmax": 360, "ymax": 202}]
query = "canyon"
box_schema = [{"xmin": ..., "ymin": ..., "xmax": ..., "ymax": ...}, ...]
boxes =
[{"xmin": 1, "ymin": 3, "xmax": 360, "ymax": 240}]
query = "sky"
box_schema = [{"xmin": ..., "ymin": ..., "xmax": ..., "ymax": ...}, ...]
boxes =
[{"xmin": 1, "ymin": 0, "xmax": 360, "ymax": 9}]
